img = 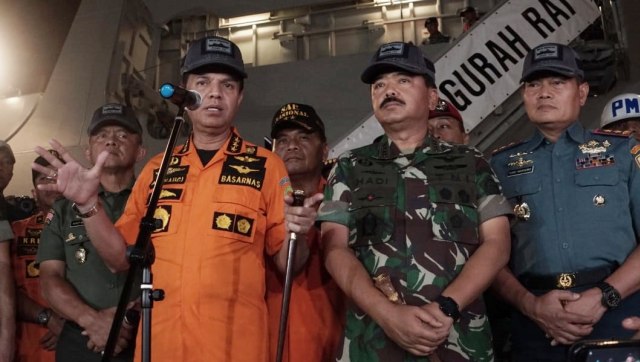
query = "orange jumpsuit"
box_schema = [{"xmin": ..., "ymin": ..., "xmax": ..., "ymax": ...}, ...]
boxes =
[
  {"xmin": 115, "ymin": 129, "xmax": 290, "ymax": 362},
  {"xmin": 266, "ymin": 179, "xmax": 344, "ymax": 362},
  {"xmin": 11, "ymin": 212, "xmax": 55, "ymax": 362}
]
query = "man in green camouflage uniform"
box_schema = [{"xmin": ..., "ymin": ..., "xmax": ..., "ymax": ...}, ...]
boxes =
[{"xmin": 317, "ymin": 41, "xmax": 512, "ymax": 361}]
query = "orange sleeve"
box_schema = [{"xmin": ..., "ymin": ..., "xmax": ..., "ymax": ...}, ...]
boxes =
[{"xmin": 263, "ymin": 152, "xmax": 290, "ymax": 256}]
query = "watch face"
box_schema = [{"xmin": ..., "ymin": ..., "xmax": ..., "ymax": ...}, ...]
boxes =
[{"xmin": 606, "ymin": 291, "xmax": 621, "ymax": 307}]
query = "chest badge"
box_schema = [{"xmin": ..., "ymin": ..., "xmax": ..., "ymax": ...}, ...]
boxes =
[
  {"xmin": 75, "ymin": 247, "xmax": 87, "ymax": 264},
  {"xmin": 593, "ymin": 195, "xmax": 606, "ymax": 206},
  {"xmin": 579, "ymin": 139, "xmax": 610, "ymax": 154},
  {"xmin": 507, "ymin": 152, "xmax": 534, "ymax": 177},
  {"xmin": 65, "ymin": 233, "xmax": 77, "ymax": 242},
  {"xmin": 514, "ymin": 202, "xmax": 531, "ymax": 221}
]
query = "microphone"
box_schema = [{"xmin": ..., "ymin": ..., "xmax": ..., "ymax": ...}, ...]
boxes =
[
  {"xmin": 289, "ymin": 190, "xmax": 305, "ymax": 241},
  {"xmin": 158, "ymin": 83, "xmax": 202, "ymax": 111}
]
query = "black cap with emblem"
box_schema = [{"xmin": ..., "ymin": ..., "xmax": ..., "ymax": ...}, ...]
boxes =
[{"xmin": 361, "ymin": 41, "xmax": 436, "ymax": 85}]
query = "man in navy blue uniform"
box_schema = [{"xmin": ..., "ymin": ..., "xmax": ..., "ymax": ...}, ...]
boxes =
[{"xmin": 490, "ymin": 43, "xmax": 640, "ymax": 362}]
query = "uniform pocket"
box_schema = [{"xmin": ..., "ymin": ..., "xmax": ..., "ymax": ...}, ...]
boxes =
[
  {"xmin": 429, "ymin": 180, "xmax": 479, "ymax": 244},
  {"xmin": 348, "ymin": 187, "xmax": 396, "ymax": 248},
  {"xmin": 574, "ymin": 167, "xmax": 619, "ymax": 186},
  {"xmin": 209, "ymin": 187, "xmax": 262, "ymax": 244}
]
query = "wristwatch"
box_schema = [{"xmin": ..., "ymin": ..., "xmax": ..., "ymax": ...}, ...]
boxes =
[
  {"xmin": 596, "ymin": 282, "xmax": 621, "ymax": 309},
  {"xmin": 36, "ymin": 308, "xmax": 52, "ymax": 326},
  {"xmin": 71, "ymin": 201, "xmax": 100, "ymax": 218},
  {"xmin": 435, "ymin": 295, "xmax": 460, "ymax": 321}
]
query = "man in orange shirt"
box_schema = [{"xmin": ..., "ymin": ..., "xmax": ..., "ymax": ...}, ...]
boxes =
[
  {"xmin": 33, "ymin": 36, "xmax": 322, "ymax": 362},
  {"xmin": 267, "ymin": 103, "xmax": 344, "ymax": 362},
  {"xmin": 11, "ymin": 152, "xmax": 65, "ymax": 361}
]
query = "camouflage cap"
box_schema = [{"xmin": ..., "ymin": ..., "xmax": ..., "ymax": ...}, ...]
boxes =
[
  {"xmin": 361, "ymin": 41, "xmax": 436, "ymax": 85},
  {"xmin": 181, "ymin": 36, "xmax": 247, "ymax": 79},
  {"xmin": 521, "ymin": 43, "xmax": 584, "ymax": 82}
]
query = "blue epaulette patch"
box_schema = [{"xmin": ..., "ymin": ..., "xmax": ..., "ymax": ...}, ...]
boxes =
[
  {"xmin": 491, "ymin": 139, "xmax": 526, "ymax": 155},
  {"xmin": 591, "ymin": 128, "xmax": 632, "ymax": 137}
]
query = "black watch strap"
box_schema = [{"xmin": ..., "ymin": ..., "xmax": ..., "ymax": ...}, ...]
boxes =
[
  {"xmin": 435, "ymin": 295, "xmax": 460, "ymax": 321},
  {"xmin": 596, "ymin": 282, "xmax": 621, "ymax": 309}
]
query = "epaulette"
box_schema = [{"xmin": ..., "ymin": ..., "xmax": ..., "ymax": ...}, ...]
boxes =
[
  {"xmin": 491, "ymin": 139, "xmax": 526, "ymax": 155},
  {"xmin": 321, "ymin": 158, "xmax": 338, "ymax": 179},
  {"xmin": 591, "ymin": 128, "xmax": 632, "ymax": 137}
]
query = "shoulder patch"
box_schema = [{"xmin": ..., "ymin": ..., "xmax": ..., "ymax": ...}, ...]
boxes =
[
  {"xmin": 491, "ymin": 140, "xmax": 526, "ymax": 155},
  {"xmin": 591, "ymin": 128, "xmax": 632, "ymax": 138}
]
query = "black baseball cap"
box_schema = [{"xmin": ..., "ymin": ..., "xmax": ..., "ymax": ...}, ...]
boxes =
[
  {"xmin": 521, "ymin": 43, "xmax": 584, "ymax": 82},
  {"xmin": 361, "ymin": 41, "xmax": 436, "ymax": 85},
  {"xmin": 87, "ymin": 103, "xmax": 143, "ymax": 136},
  {"xmin": 271, "ymin": 103, "xmax": 326, "ymax": 141},
  {"xmin": 181, "ymin": 36, "xmax": 247, "ymax": 79}
]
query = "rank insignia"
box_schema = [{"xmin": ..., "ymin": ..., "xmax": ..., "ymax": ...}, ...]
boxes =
[
  {"xmin": 514, "ymin": 202, "xmax": 531, "ymax": 221},
  {"xmin": 227, "ymin": 134, "xmax": 243, "ymax": 153},
  {"xmin": 212, "ymin": 212, "xmax": 254, "ymax": 237},
  {"xmin": 215, "ymin": 213, "xmax": 232, "ymax": 230},
  {"xmin": 593, "ymin": 194, "xmax": 606, "ymax": 206},
  {"xmin": 579, "ymin": 140, "xmax": 610, "ymax": 154},
  {"xmin": 75, "ymin": 247, "xmax": 87, "ymax": 264},
  {"xmin": 26, "ymin": 260, "xmax": 39, "ymax": 278},
  {"xmin": 507, "ymin": 152, "xmax": 534, "ymax": 177},
  {"xmin": 236, "ymin": 218, "xmax": 253, "ymax": 235},
  {"xmin": 153, "ymin": 206, "xmax": 171, "ymax": 232}
]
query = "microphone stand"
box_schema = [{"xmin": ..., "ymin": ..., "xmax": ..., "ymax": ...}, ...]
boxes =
[
  {"xmin": 275, "ymin": 190, "xmax": 305, "ymax": 362},
  {"xmin": 102, "ymin": 107, "xmax": 186, "ymax": 362}
]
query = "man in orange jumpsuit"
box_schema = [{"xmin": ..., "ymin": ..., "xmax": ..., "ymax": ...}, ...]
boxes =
[
  {"xmin": 11, "ymin": 152, "xmax": 65, "ymax": 361},
  {"xmin": 267, "ymin": 103, "xmax": 344, "ymax": 362},
  {"xmin": 32, "ymin": 36, "xmax": 323, "ymax": 362}
]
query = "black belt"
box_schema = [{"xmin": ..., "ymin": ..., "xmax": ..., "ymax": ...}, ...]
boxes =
[{"xmin": 519, "ymin": 265, "xmax": 615, "ymax": 290}]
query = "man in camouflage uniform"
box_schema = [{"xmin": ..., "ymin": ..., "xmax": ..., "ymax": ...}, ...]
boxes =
[{"xmin": 317, "ymin": 41, "xmax": 512, "ymax": 361}]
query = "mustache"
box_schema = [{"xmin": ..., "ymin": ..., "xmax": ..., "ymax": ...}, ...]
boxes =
[{"xmin": 380, "ymin": 96, "xmax": 404, "ymax": 108}]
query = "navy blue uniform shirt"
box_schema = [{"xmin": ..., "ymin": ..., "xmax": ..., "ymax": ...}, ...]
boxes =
[{"xmin": 491, "ymin": 122, "xmax": 640, "ymax": 277}]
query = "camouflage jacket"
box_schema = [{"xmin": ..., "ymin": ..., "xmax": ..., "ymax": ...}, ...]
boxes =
[{"xmin": 318, "ymin": 135, "xmax": 511, "ymax": 362}]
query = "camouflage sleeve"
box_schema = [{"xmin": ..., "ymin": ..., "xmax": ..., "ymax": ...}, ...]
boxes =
[
  {"xmin": 316, "ymin": 154, "xmax": 352, "ymax": 227},
  {"xmin": 475, "ymin": 152, "xmax": 513, "ymax": 223}
]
